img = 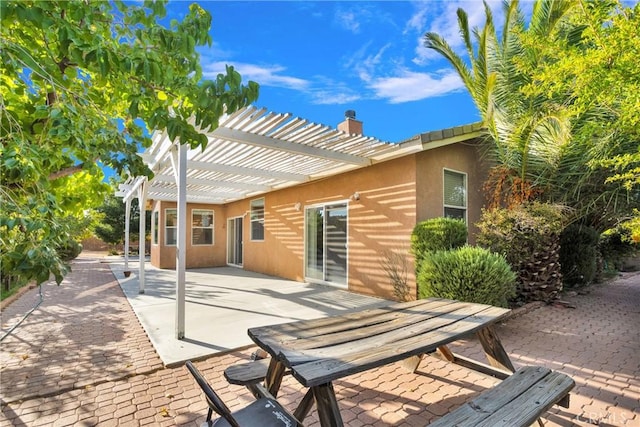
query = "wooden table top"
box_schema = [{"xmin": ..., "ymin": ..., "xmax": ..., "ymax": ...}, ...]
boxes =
[{"xmin": 249, "ymin": 298, "xmax": 511, "ymax": 387}]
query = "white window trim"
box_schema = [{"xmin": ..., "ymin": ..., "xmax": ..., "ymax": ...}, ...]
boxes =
[
  {"xmin": 250, "ymin": 197, "xmax": 265, "ymax": 242},
  {"xmin": 165, "ymin": 208, "xmax": 177, "ymax": 247},
  {"xmin": 443, "ymin": 168, "xmax": 468, "ymax": 223},
  {"xmin": 192, "ymin": 209, "xmax": 214, "ymax": 246}
]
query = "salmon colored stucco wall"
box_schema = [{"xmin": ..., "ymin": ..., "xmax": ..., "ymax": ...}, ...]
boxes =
[
  {"xmin": 149, "ymin": 201, "xmax": 227, "ymax": 269},
  {"xmin": 148, "ymin": 140, "xmax": 488, "ymax": 300},
  {"xmin": 415, "ymin": 140, "xmax": 488, "ymax": 244},
  {"xmin": 224, "ymin": 155, "xmax": 419, "ymax": 301}
]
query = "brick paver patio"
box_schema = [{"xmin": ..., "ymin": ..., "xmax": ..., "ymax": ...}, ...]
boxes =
[{"xmin": 1, "ymin": 253, "xmax": 638, "ymax": 426}]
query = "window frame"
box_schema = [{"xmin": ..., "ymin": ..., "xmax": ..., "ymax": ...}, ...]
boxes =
[
  {"xmin": 250, "ymin": 198, "xmax": 265, "ymax": 241},
  {"xmin": 165, "ymin": 208, "xmax": 177, "ymax": 246},
  {"xmin": 442, "ymin": 168, "xmax": 468, "ymax": 223},
  {"xmin": 191, "ymin": 209, "xmax": 214, "ymax": 246}
]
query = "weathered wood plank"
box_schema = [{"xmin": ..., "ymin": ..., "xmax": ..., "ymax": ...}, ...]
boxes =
[
  {"xmin": 278, "ymin": 303, "xmax": 501, "ymax": 363},
  {"xmin": 276, "ymin": 300, "xmax": 468, "ymax": 350},
  {"xmin": 431, "ymin": 351, "xmax": 512, "ymax": 380},
  {"xmin": 224, "ymin": 358, "xmax": 271, "ymax": 385},
  {"xmin": 248, "ymin": 299, "xmax": 460, "ymax": 350},
  {"xmin": 293, "ymin": 389, "xmax": 316, "ymax": 422},
  {"xmin": 264, "ymin": 358, "xmax": 287, "ymax": 397},
  {"xmin": 290, "ymin": 306, "xmax": 511, "ymax": 386},
  {"xmin": 399, "ymin": 354, "xmax": 424, "ymax": 373},
  {"xmin": 474, "ymin": 370, "xmax": 575, "ymax": 427},
  {"xmin": 313, "ymin": 383, "xmax": 344, "ymax": 427},
  {"xmin": 427, "ymin": 366, "xmax": 574, "ymax": 427},
  {"xmin": 477, "ymin": 326, "xmax": 516, "ymax": 373}
]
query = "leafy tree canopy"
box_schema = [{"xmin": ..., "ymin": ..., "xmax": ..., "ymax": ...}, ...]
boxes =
[
  {"xmin": 0, "ymin": 0, "xmax": 259, "ymax": 287},
  {"xmin": 424, "ymin": 0, "xmax": 638, "ymax": 229}
]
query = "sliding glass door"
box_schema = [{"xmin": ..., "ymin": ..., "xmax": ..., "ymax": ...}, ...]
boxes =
[
  {"xmin": 305, "ymin": 203, "xmax": 347, "ymax": 287},
  {"xmin": 227, "ymin": 217, "xmax": 243, "ymax": 266}
]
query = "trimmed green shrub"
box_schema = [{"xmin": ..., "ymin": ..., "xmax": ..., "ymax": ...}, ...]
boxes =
[
  {"xmin": 417, "ymin": 246, "xmax": 516, "ymax": 307},
  {"xmin": 560, "ymin": 224, "xmax": 599, "ymax": 287},
  {"xmin": 411, "ymin": 217, "xmax": 467, "ymax": 270},
  {"xmin": 476, "ymin": 202, "xmax": 566, "ymax": 303}
]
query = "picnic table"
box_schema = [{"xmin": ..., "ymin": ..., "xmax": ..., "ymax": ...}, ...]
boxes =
[{"xmin": 247, "ymin": 297, "xmax": 518, "ymax": 426}]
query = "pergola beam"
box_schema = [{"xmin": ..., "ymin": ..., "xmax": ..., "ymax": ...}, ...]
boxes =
[
  {"xmin": 147, "ymin": 187, "xmax": 242, "ymax": 200},
  {"xmin": 211, "ymin": 127, "xmax": 371, "ymax": 166},
  {"xmin": 153, "ymin": 174, "xmax": 271, "ymax": 192},
  {"xmin": 187, "ymin": 160, "xmax": 309, "ymax": 182}
]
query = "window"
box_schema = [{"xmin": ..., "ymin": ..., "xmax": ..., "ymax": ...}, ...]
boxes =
[
  {"xmin": 165, "ymin": 209, "xmax": 177, "ymax": 246},
  {"xmin": 152, "ymin": 211, "xmax": 159, "ymax": 245},
  {"xmin": 250, "ymin": 198, "xmax": 265, "ymax": 241},
  {"xmin": 443, "ymin": 169, "xmax": 467, "ymax": 221},
  {"xmin": 192, "ymin": 209, "xmax": 214, "ymax": 245}
]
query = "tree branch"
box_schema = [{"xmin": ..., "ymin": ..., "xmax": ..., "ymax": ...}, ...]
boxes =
[{"xmin": 48, "ymin": 163, "xmax": 86, "ymax": 180}]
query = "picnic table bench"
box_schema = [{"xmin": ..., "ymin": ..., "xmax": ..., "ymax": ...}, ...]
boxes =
[{"xmin": 226, "ymin": 298, "xmax": 573, "ymax": 426}]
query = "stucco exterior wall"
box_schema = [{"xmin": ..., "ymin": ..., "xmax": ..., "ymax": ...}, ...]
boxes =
[
  {"xmin": 415, "ymin": 139, "xmax": 488, "ymax": 243},
  {"xmin": 224, "ymin": 155, "xmax": 419, "ymax": 300},
  {"xmin": 149, "ymin": 201, "xmax": 227, "ymax": 269},
  {"xmin": 148, "ymin": 139, "xmax": 488, "ymax": 300}
]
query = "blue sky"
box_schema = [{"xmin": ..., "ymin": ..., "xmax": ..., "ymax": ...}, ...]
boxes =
[{"xmin": 166, "ymin": 1, "xmax": 527, "ymax": 143}]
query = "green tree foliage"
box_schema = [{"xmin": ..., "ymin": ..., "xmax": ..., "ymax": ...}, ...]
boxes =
[
  {"xmin": 0, "ymin": 0, "xmax": 259, "ymax": 288},
  {"xmin": 93, "ymin": 193, "xmax": 149, "ymax": 247},
  {"xmin": 424, "ymin": 0, "xmax": 638, "ymax": 227},
  {"xmin": 559, "ymin": 224, "xmax": 600, "ymax": 287},
  {"xmin": 417, "ymin": 246, "xmax": 516, "ymax": 308}
]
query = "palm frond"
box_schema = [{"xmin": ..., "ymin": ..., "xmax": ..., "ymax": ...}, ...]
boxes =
[
  {"xmin": 456, "ymin": 8, "xmax": 474, "ymax": 61},
  {"xmin": 423, "ymin": 32, "xmax": 475, "ymax": 98}
]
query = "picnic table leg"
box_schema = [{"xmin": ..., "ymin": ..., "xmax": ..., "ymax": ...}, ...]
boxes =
[
  {"xmin": 399, "ymin": 354, "xmax": 424, "ymax": 373},
  {"xmin": 264, "ymin": 357, "xmax": 287, "ymax": 397},
  {"xmin": 476, "ymin": 326, "xmax": 515, "ymax": 373},
  {"xmin": 293, "ymin": 389, "xmax": 315, "ymax": 422},
  {"xmin": 312, "ymin": 383, "xmax": 344, "ymax": 427}
]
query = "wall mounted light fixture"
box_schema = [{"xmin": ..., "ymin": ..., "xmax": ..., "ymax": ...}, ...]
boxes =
[
  {"xmin": 294, "ymin": 202, "xmax": 302, "ymax": 211},
  {"xmin": 352, "ymin": 192, "xmax": 360, "ymax": 201}
]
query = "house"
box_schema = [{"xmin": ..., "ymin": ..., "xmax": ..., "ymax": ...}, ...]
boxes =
[{"xmin": 119, "ymin": 106, "xmax": 487, "ymax": 303}]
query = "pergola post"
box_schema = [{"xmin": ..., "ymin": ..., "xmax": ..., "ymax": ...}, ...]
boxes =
[
  {"xmin": 124, "ymin": 198, "xmax": 131, "ymax": 272},
  {"xmin": 171, "ymin": 144, "xmax": 187, "ymax": 340},
  {"xmin": 136, "ymin": 179, "xmax": 148, "ymax": 294}
]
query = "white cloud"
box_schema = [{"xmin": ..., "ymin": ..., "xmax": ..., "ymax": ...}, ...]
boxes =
[
  {"xmin": 335, "ymin": 9, "xmax": 361, "ymax": 33},
  {"xmin": 202, "ymin": 61, "xmax": 310, "ymax": 91},
  {"xmin": 368, "ymin": 69, "xmax": 464, "ymax": 103},
  {"xmin": 347, "ymin": 42, "xmax": 392, "ymax": 83},
  {"xmin": 409, "ymin": 0, "xmax": 504, "ymax": 65},
  {"xmin": 310, "ymin": 91, "xmax": 362, "ymax": 105}
]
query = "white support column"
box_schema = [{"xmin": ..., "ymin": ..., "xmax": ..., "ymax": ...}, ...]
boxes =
[
  {"xmin": 124, "ymin": 198, "xmax": 131, "ymax": 272},
  {"xmin": 172, "ymin": 144, "xmax": 187, "ymax": 340},
  {"xmin": 137, "ymin": 179, "xmax": 148, "ymax": 294}
]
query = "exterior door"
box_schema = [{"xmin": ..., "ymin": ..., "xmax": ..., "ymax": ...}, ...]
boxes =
[
  {"xmin": 227, "ymin": 217, "xmax": 243, "ymax": 266},
  {"xmin": 305, "ymin": 203, "xmax": 348, "ymax": 287}
]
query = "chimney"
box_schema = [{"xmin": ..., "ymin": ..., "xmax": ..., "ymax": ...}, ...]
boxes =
[{"xmin": 338, "ymin": 110, "xmax": 363, "ymax": 135}]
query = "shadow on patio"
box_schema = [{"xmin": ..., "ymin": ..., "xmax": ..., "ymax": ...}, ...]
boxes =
[{"xmin": 107, "ymin": 259, "xmax": 390, "ymax": 366}]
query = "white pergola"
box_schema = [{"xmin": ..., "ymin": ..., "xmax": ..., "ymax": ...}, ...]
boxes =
[{"xmin": 116, "ymin": 106, "xmax": 430, "ymax": 340}]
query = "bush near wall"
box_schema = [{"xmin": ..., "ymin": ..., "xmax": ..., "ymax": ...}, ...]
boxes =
[
  {"xmin": 417, "ymin": 246, "xmax": 516, "ymax": 308},
  {"xmin": 560, "ymin": 224, "xmax": 599, "ymax": 287},
  {"xmin": 411, "ymin": 218, "xmax": 467, "ymax": 271},
  {"xmin": 476, "ymin": 202, "xmax": 566, "ymax": 304}
]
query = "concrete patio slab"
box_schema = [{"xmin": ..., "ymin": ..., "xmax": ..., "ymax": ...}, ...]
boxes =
[{"xmin": 106, "ymin": 259, "xmax": 389, "ymax": 366}]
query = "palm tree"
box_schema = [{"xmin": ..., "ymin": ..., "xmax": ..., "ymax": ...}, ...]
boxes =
[
  {"xmin": 424, "ymin": 0, "xmax": 582, "ymax": 302},
  {"xmin": 424, "ymin": 0, "xmax": 578, "ymax": 209}
]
